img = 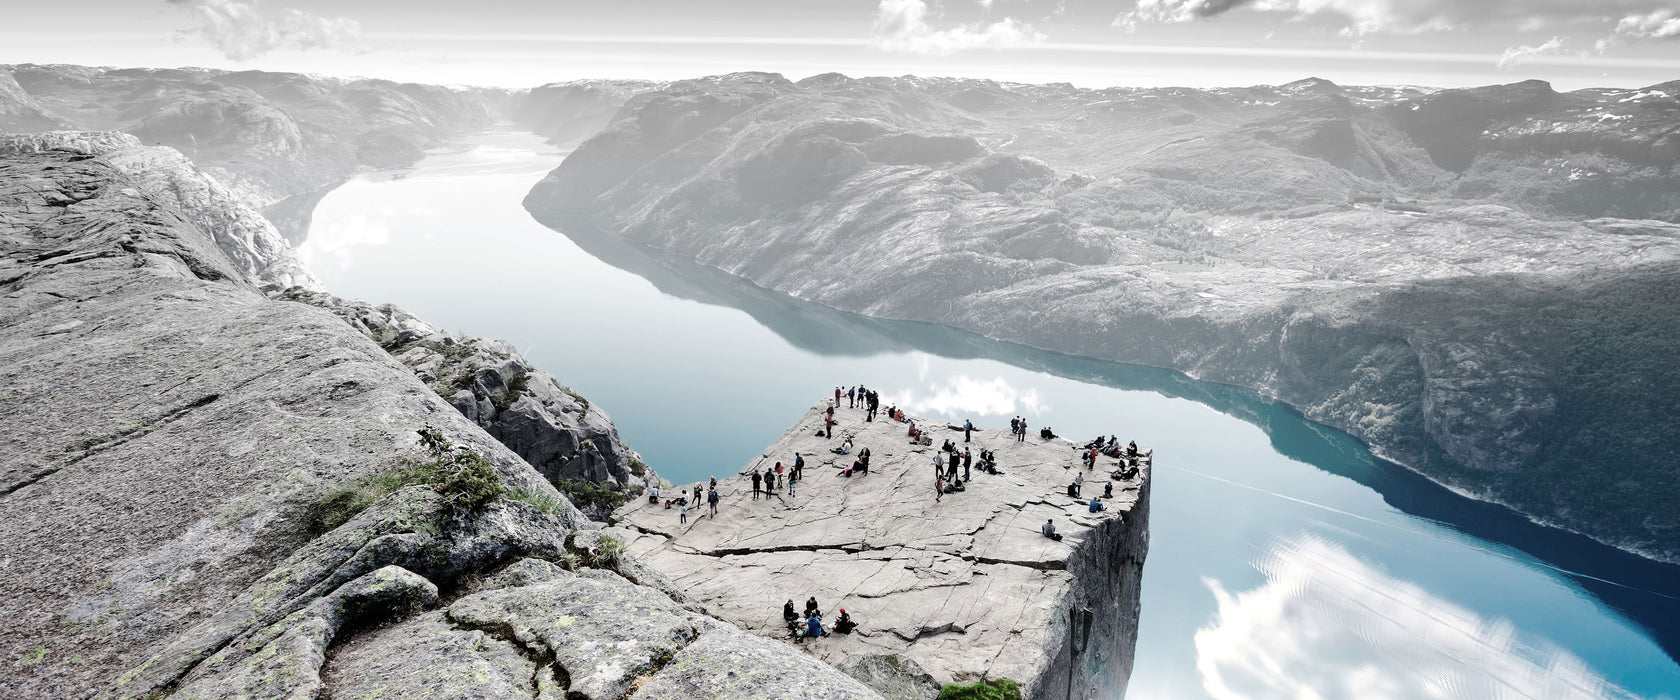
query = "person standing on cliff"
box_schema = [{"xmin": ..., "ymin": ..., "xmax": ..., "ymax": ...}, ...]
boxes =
[
  {"xmin": 935, "ymin": 475, "xmax": 944, "ymax": 503},
  {"xmin": 1010, "ymin": 416, "xmax": 1019, "ymax": 436},
  {"xmin": 707, "ymin": 486, "xmax": 719, "ymax": 516},
  {"xmin": 963, "ymin": 448, "xmax": 972, "ymax": 481},
  {"xmin": 793, "ymin": 453, "xmax": 805, "ymax": 481},
  {"xmin": 964, "ymin": 419, "xmax": 973, "ymax": 442},
  {"xmin": 834, "ymin": 387, "xmax": 842, "ymax": 406},
  {"xmin": 775, "ymin": 461, "xmax": 785, "ymax": 490},
  {"xmin": 847, "ymin": 386, "xmax": 856, "ymax": 408},
  {"xmin": 679, "ymin": 501, "xmax": 688, "ymax": 524},
  {"xmin": 1017, "ymin": 418, "xmax": 1028, "ymax": 443},
  {"xmin": 751, "ymin": 470, "xmax": 763, "ymax": 500}
]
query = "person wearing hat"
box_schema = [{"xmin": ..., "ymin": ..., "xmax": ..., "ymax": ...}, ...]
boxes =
[{"xmin": 835, "ymin": 608, "xmax": 857, "ymax": 634}]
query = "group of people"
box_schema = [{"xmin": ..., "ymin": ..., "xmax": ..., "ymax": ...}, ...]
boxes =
[
  {"xmin": 653, "ymin": 476, "xmax": 722, "ymax": 524},
  {"xmin": 784, "ymin": 596, "xmax": 858, "ymax": 642},
  {"xmin": 837, "ymin": 385, "xmax": 882, "ymax": 422},
  {"xmin": 752, "ymin": 454, "xmax": 806, "ymax": 500},
  {"xmin": 1009, "ymin": 416, "xmax": 1030, "ymax": 443}
]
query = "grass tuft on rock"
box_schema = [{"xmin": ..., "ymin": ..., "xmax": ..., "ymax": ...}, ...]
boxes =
[
  {"xmin": 938, "ymin": 678, "xmax": 1022, "ymax": 700},
  {"xmin": 505, "ymin": 487, "xmax": 568, "ymax": 516},
  {"xmin": 310, "ymin": 428, "xmax": 505, "ymax": 534},
  {"xmin": 555, "ymin": 477, "xmax": 640, "ymax": 513}
]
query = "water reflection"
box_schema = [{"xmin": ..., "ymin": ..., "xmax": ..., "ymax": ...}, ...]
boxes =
[
  {"xmin": 1196, "ymin": 535, "xmax": 1639, "ymax": 700},
  {"xmin": 299, "ymin": 131, "xmax": 1680, "ymax": 700}
]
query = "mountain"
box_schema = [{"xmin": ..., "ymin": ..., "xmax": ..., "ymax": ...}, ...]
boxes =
[
  {"xmin": 0, "ymin": 131, "xmax": 888, "ymax": 699},
  {"xmin": 525, "ymin": 72, "xmax": 1680, "ymax": 562},
  {"xmin": 0, "ymin": 63, "xmax": 508, "ymax": 251}
]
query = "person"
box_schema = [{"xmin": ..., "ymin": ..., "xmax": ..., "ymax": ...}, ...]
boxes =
[
  {"xmin": 1042, "ymin": 518, "xmax": 1062, "ymax": 541},
  {"xmin": 679, "ymin": 501, "xmax": 688, "ymax": 524},
  {"xmin": 1073, "ymin": 472, "xmax": 1085, "ymax": 498},
  {"xmin": 1040, "ymin": 425, "xmax": 1055, "ymax": 440},
  {"xmin": 707, "ymin": 487, "xmax": 719, "ymax": 516},
  {"xmin": 693, "ymin": 484, "xmax": 702, "ymax": 506},
  {"xmin": 834, "ymin": 386, "xmax": 842, "ymax": 405},
  {"xmin": 935, "ymin": 475, "xmax": 944, "ymax": 503},
  {"xmin": 1103, "ymin": 481, "xmax": 1113, "ymax": 499},
  {"xmin": 805, "ymin": 597, "xmax": 821, "ymax": 618},
  {"xmin": 825, "ymin": 415, "xmax": 835, "ymax": 439},
  {"xmin": 947, "ymin": 451, "xmax": 960, "ymax": 481},
  {"xmin": 775, "ymin": 461, "xmax": 785, "ymax": 490},
  {"xmin": 751, "ymin": 470, "xmax": 762, "ymax": 500},
  {"xmin": 1089, "ymin": 497, "xmax": 1106, "ymax": 513},
  {"xmin": 783, "ymin": 600, "xmax": 800, "ymax": 629},
  {"xmin": 826, "ymin": 404, "xmax": 835, "ymax": 421},
  {"xmin": 1010, "ymin": 416, "xmax": 1019, "ymax": 436},
  {"xmin": 709, "ymin": 476, "xmax": 718, "ymax": 490},
  {"xmin": 858, "ymin": 447, "xmax": 871, "ymax": 474},
  {"xmin": 789, "ymin": 474, "xmax": 798, "ymax": 497},
  {"xmin": 648, "ymin": 484, "xmax": 659, "ymax": 504},
  {"xmin": 833, "ymin": 437, "xmax": 852, "ymax": 455},
  {"xmin": 834, "ymin": 608, "xmax": 857, "ymax": 634},
  {"xmin": 1129, "ymin": 440, "xmax": 1138, "ymax": 457},
  {"xmin": 962, "ymin": 449, "xmax": 972, "ymax": 481},
  {"xmin": 964, "ymin": 418, "xmax": 972, "ymax": 442},
  {"xmin": 807, "ymin": 613, "xmax": 827, "ymax": 638},
  {"xmin": 1017, "ymin": 418, "xmax": 1027, "ymax": 443},
  {"xmin": 941, "ymin": 439, "xmax": 953, "ymax": 453}
]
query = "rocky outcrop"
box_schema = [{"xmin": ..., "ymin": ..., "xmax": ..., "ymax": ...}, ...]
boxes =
[
  {"xmin": 278, "ymin": 290, "xmax": 651, "ymax": 518},
  {"xmin": 527, "ymin": 73, "xmax": 1680, "ymax": 563},
  {"xmin": 0, "ymin": 134, "xmax": 885, "ymax": 699},
  {"xmin": 0, "ymin": 64, "xmax": 505, "ymax": 209},
  {"xmin": 1, "ymin": 131, "xmax": 316, "ymax": 290},
  {"xmin": 615, "ymin": 400, "xmax": 1151, "ymax": 699}
]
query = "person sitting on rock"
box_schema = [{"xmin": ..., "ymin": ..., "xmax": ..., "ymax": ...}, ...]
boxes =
[
  {"xmin": 1089, "ymin": 497, "xmax": 1106, "ymax": 513},
  {"xmin": 1128, "ymin": 440, "xmax": 1139, "ymax": 457},
  {"xmin": 1103, "ymin": 481, "xmax": 1114, "ymax": 499},
  {"xmin": 832, "ymin": 437, "xmax": 852, "ymax": 455},
  {"xmin": 783, "ymin": 600, "xmax": 800, "ymax": 630},
  {"xmin": 1042, "ymin": 518, "xmax": 1063, "ymax": 541},
  {"xmin": 835, "ymin": 609, "xmax": 857, "ymax": 634},
  {"xmin": 805, "ymin": 597, "xmax": 821, "ymax": 619},
  {"xmin": 648, "ymin": 485, "xmax": 660, "ymax": 504},
  {"xmin": 1040, "ymin": 426, "xmax": 1056, "ymax": 440},
  {"xmin": 807, "ymin": 613, "xmax": 828, "ymax": 638}
]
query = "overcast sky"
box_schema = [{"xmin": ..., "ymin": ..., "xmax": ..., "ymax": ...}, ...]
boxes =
[{"xmin": 3, "ymin": 0, "xmax": 1679, "ymax": 90}]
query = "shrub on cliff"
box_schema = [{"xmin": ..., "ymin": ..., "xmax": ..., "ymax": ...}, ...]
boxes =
[
  {"xmin": 310, "ymin": 428, "xmax": 505, "ymax": 533},
  {"xmin": 939, "ymin": 678, "xmax": 1021, "ymax": 700}
]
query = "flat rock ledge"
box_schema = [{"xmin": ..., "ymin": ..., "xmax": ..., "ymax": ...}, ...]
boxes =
[{"xmin": 615, "ymin": 399, "xmax": 1152, "ymax": 699}]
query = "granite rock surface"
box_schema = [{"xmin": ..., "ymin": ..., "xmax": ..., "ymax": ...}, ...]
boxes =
[{"xmin": 616, "ymin": 399, "xmax": 1150, "ymax": 699}]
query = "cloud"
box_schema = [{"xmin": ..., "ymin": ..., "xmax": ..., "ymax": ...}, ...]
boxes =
[
  {"xmin": 1614, "ymin": 8, "xmax": 1680, "ymax": 39},
  {"xmin": 882, "ymin": 372, "xmax": 1046, "ymax": 417},
  {"xmin": 1498, "ymin": 35, "xmax": 1573, "ymax": 69},
  {"xmin": 1118, "ymin": 0, "xmax": 1680, "ymax": 45},
  {"xmin": 167, "ymin": 0, "xmax": 361, "ymax": 61},
  {"xmin": 1194, "ymin": 534, "xmax": 1640, "ymax": 700},
  {"xmin": 871, "ymin": 0, "xmax": 1045, "ymax": 54}
]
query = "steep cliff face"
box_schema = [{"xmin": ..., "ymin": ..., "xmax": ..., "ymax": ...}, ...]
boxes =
[
  {"xmin": 0, "ymin": 132, "xmax": 884, "ymax": 699},
  {"xmin": 526, "ymin": 74, "xmax": 1680, "ymax": 562},
  {"xmin": 0, "ymin": 64, "xmax": 506, "ymax": 209},
  {"xmin": 615, "ymin": 400, "xmax": 1151, "ymax": 699}
]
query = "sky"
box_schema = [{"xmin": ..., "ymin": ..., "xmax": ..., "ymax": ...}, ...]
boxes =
[{"xmin": 3, "ymin": 0, "xmax": 1680, "ymax": 90}]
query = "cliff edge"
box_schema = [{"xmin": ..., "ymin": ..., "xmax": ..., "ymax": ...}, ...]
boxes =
[{"xmin": 615, "ymin": 399, "xmax": 1151, "ymax": 699}]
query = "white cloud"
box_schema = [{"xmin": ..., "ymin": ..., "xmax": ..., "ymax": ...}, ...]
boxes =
[
  {"xmin": 1118, "ymin": 0, "xmax": 1680, "ymax": 48},
  {"xmin": 1194, "ymin": 535, "xmax": 1640, "ymax": 700},
  {"xmin": 882, "ymin": 374, "xmax": 1046, "ymax": 417},
  {"xmin": 1498, "ymin": 35, "xmax": 1573, "ymax": 69},
  {"xmin": 1615, "ymin": 8, "xmax": 1680, "ymax": 39},
  {"xmin": 871, "ymin": 0, "xmax": 1045, "ymax": 54},
  {"xmin": 167, "ymin": 0, "xmax": 361, "ymax": 61}
]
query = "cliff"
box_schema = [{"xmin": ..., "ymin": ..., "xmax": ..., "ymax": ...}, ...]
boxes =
[
  {"xmin": 524, "ymin": 73, "xmax": 1680, "ymax": 563},
  {"xmin": 0, "ymin": 64, "xmax": 506, "ymax": 223},
  {"xmin": 614, "ymin": 400, "xmax": 1151, "ymax": 699},
  {"xmin": 0, "ymin": 132, "xmax": 887, "ymax": 699}
]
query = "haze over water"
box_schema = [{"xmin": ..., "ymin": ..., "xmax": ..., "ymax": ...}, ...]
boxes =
[{"xmin": 298, "ymin": 131, "xmax": 1680, "ymax": 700}]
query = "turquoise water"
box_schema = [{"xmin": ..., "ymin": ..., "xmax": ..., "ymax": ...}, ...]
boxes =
[{"xmin": 297, "ymin": 130, "xmax": 1680, "ymax": 700}]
